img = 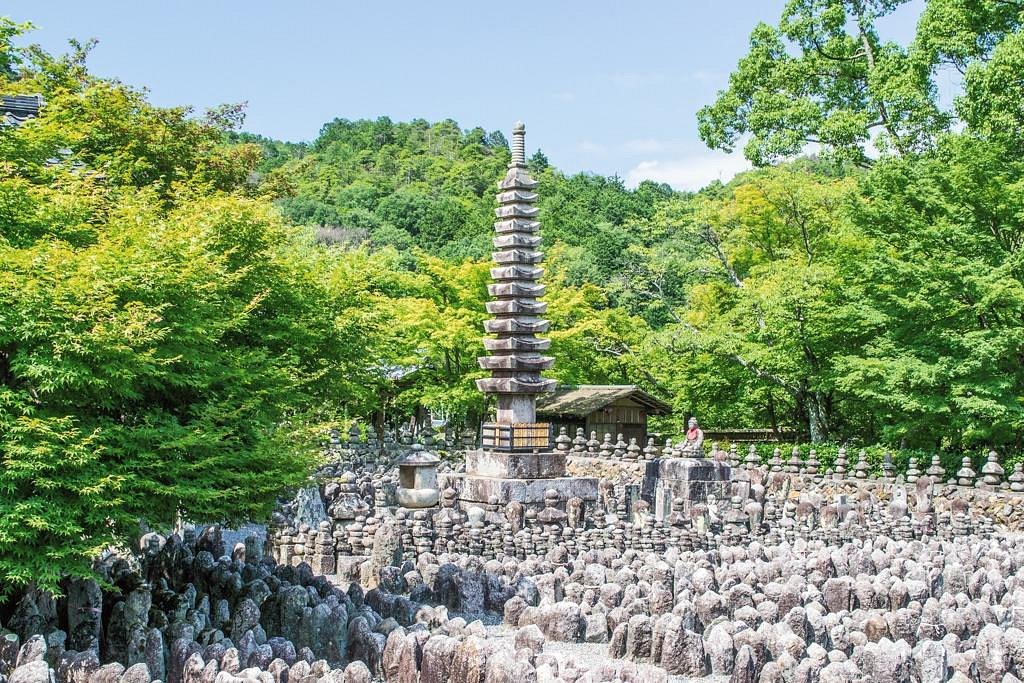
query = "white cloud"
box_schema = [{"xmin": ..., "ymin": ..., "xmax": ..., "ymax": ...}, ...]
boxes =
[
  {"xmin": 552, "ymin": 90, "xmax": 576, "ymax": 103},
  {"xmin": 625, "ymin": 152, "xmax": 751, "ymax": 191}
]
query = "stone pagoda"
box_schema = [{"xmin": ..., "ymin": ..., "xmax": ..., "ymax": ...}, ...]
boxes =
[
  {"xmin": 476, "ymin": 121, "xmax": 556, "ymax": 430},
  {"xmin": 450, "ymin": 122, "xmax": 598, "ymax": 510}
]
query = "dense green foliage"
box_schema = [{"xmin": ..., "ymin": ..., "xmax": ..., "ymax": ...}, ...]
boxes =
[
  {"xmin": 2, "ymin": 0, "xmax": 1023, "ymax": 592},
  {"xmin": 679, "ymin": 0, "xmax": 1024, "ymax": 450},
  {"xmin": 0, "ymin": 24, "xmax": 393, "ymax": 594}
]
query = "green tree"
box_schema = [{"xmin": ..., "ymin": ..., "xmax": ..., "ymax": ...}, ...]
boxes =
[
  {"xmin": 912, "ymin": 0, "xmax": 1023, "ymax": 73},
  {"xmin": 381, "ymin": 254, "xmax": 490, "ymax": 429},
  {"xmin": 655, "ymin": 166, "xmax": 873, "ymax": 441},
  {"xmin": 0, "ymin": 23, "xmax": 385, "ymax": 595},
  {"xmin": 957, "ymin": 28, "xmax": 1024, "ymax": 152},
  {"xmin": 839, "ymin": 134, "xmax": 1024, "ymax": 450},
  {"xmin": 698, "ymin": 0, "xmax": 946, "ymax": 166}
]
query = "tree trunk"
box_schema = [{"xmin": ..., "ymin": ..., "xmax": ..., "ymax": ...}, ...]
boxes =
[
  {"xmin": 806, "ymin": 392, "xmax": 829, "ymax": 443},
  {"xmin": 767, "ymin": 392, "xmax": 781, "ymax": 438}
]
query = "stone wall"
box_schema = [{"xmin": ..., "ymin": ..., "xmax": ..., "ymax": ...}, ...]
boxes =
[{"xmin": 566, "ymin": 456, "xmax": 644, "ymax": 483}]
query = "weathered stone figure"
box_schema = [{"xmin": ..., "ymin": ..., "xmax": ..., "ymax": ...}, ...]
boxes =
[
  {"xmin": 537, "ymin": 488, "xmax": 567, "ymax": 532},
  {"xmin": 680, "ymin": 417, "xmax": 704, "ymax": 455},
  {"xmin": 566, "ymin": 496, "xmax": 585, "ymax": 529},
  {"xmin": 505, "ymin": 500, "xmax": 525, "ymax": 532}
]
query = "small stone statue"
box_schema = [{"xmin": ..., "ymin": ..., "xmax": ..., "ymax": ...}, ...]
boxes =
[
  {"xmin": 566, "ymin": 496, "xmax": 585, "ymax": 529},
  {"xmin": 854, "ymin": 450, "xmax": 870, "ymax": 479},
  {"xmin": 906, "ymin": 457, "xmax": 921, "ymax": 483},
  {"xmin": 432, "ymin": 487, "xmax": 463, "ymax": 551},
  {"xmin": 957, "ymin": 456, "xmax": 977, "ymax": 487},
  {"xmin": 980, "ymin": 450, "xmax": 1004, "ymax": 488},
  {"xmin": 926, "ymin": 454, "xmax": 945, "ymax": 479},
  {"xmin": 555, "ymin": 426, "xmax": 572, "ymax": 452},
  {"xmin": 505, "ymin": 500, "xmax": 525, "ymax": 532},
  {"xmin": 613, "ymin": 434, "xmax": 628, "ymax": 458},
  {"xmin": 643, "ymin": 437, "xmax": 659, "ymax": 460},
  {"xmin": 1008, "ymin": 463, "xmax": 1024, "ymax": 492},
  {"xmin": 632, "ymin": 499, "xmax": 653, "ymax": 527},
  {"xmin": 744, "ymin": 444, "xmax": 759, "ymax": 469},
  {"xmin": 572, "ymin": 428, "xmax": 587, "ymax": 453},
  {"xmin": 881, "ymin": 451, "xmax": 896, "ymax": 481},
  {"xmin": 806, "ymin": 449, "xmax": 820, "ymax": 476},
  {"xmin": 889, "ymin": 486, "xmax": 909, "ymax": 519},
  {"xmin": 537, "ymin": 488, "xmax": 567, "ymax": 532},
  {"xmin": 667, "ymin": 496, "xmax": 688, "ymax": 527},
  {"xmin": 680, "ymin": 417, "xmax": 704, "ymax": 456},
  {"xmin": 786, "ymin": 446, "xmax": 801, "ymax": 474},
  {"xmin": 598, "ymin": 478, "xmax": 615, "ymax": 518},
  {"xmin": 834, "ymin": 447, "xmax": 848, "ymax": 477}
]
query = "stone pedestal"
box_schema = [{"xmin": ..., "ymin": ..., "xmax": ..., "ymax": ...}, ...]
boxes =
[
  {"xmin": 466, "ymin": 449, "xmax": 565, "ymax": 479},
  {"xmin": 642, "ymin": 458, "xmax": 732, "ymax": 521},
  {"xmin": 446, "ymin": 448, "xmax": 598, "ymax": 508}
]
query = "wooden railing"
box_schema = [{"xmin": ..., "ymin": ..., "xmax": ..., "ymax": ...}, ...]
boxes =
[{"xmin": 481, "ymin": 422, "xmax": 552, "ymax": 451}]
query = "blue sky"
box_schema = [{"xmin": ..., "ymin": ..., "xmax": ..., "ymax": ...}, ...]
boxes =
[{"xmin": 9, "ymin": 1, "xmax": 925, "ymax": 189}]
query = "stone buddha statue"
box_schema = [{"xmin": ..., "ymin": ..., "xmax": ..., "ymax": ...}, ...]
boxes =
[{"xmin": 680, "ymin": 416, "xmax": 704, "ymax": 455}]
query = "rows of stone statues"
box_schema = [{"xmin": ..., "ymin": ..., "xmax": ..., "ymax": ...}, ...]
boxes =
[
  {"xmin": 331, "ymin": 420, "xmax": 1024, "ymax": 492},
  {"xmin": 269, "ymin": 427, "xmax": 1020, "ymax": 580}
]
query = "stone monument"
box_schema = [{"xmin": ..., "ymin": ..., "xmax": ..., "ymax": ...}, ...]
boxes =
[
  {"xmin": 395, "ymin": 442, "xmax": 440, "ymax": 508},
  {"xmin": 448, "ymin": 122, "xmax": 598, "ymax": 510},
  {"xmin": 641, "ymin": 415, "xmax": 731, "ymax": 521}
]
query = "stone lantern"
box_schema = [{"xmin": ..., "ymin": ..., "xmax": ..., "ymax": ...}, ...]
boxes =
[{"xmin": 396, "ymin": 443, "xmax": 440, "ymax": 508}]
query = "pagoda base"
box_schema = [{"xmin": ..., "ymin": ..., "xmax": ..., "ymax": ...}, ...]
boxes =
[
  {"xmin": 465, "ymin": 448, "xmax": 565, "ymax": 479},
  {"xmin": 443, "ymin": 448, "xmax": 598, "ymax": 510},
  {"xmin": 445, "ymin": 473, "xmax": 599, "ymax": 508}
]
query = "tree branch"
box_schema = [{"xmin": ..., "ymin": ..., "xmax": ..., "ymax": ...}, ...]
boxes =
[{"xmin": 697, "ymin": 222, "xmax": 744, "ymax": 289}]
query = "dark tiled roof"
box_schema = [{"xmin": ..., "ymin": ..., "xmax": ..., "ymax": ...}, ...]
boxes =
[
  {"xmin": 536, "ymin": 384, "xmax": 672, "ymax": 417},
  {"xmin": 0, "ymin": 95, "xmax": 43, "ymax": 126}
]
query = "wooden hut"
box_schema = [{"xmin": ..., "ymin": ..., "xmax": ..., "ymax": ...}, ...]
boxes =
[{"xmin": 536, "ymin": 385, "xmax": 671, "ymax": 445}]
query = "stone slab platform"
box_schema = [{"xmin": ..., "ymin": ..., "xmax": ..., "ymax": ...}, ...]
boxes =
[
  {"xmin": 465, "ymin": 448, "xmax": 566, "ymax": 479},
  {"xmin": 441, "ymin": 472, "xmax": 598, "ymax": 507},
  {"xmin": 641, "ymin": 457, "xmax": 732, "ymax": 520}
]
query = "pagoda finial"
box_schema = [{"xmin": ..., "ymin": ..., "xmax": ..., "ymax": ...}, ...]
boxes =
[{"xmin": 511, "ymin": 121, "xmax": 526, "ymax": 167}]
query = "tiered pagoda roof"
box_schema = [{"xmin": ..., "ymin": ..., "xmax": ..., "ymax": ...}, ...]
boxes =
[{"xmin": 476, "ymin": 123, "xmax": 556, "ymax": 406}]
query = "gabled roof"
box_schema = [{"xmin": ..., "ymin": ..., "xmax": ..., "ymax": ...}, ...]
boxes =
[{"xmin": 536, "ymin": 384, "xmax": 672, "ymax": 417}]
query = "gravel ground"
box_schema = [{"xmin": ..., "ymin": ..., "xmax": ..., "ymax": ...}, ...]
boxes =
[{"xmin": 483, "ymin": 624, "xmax": 726, "ymax": 683}]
